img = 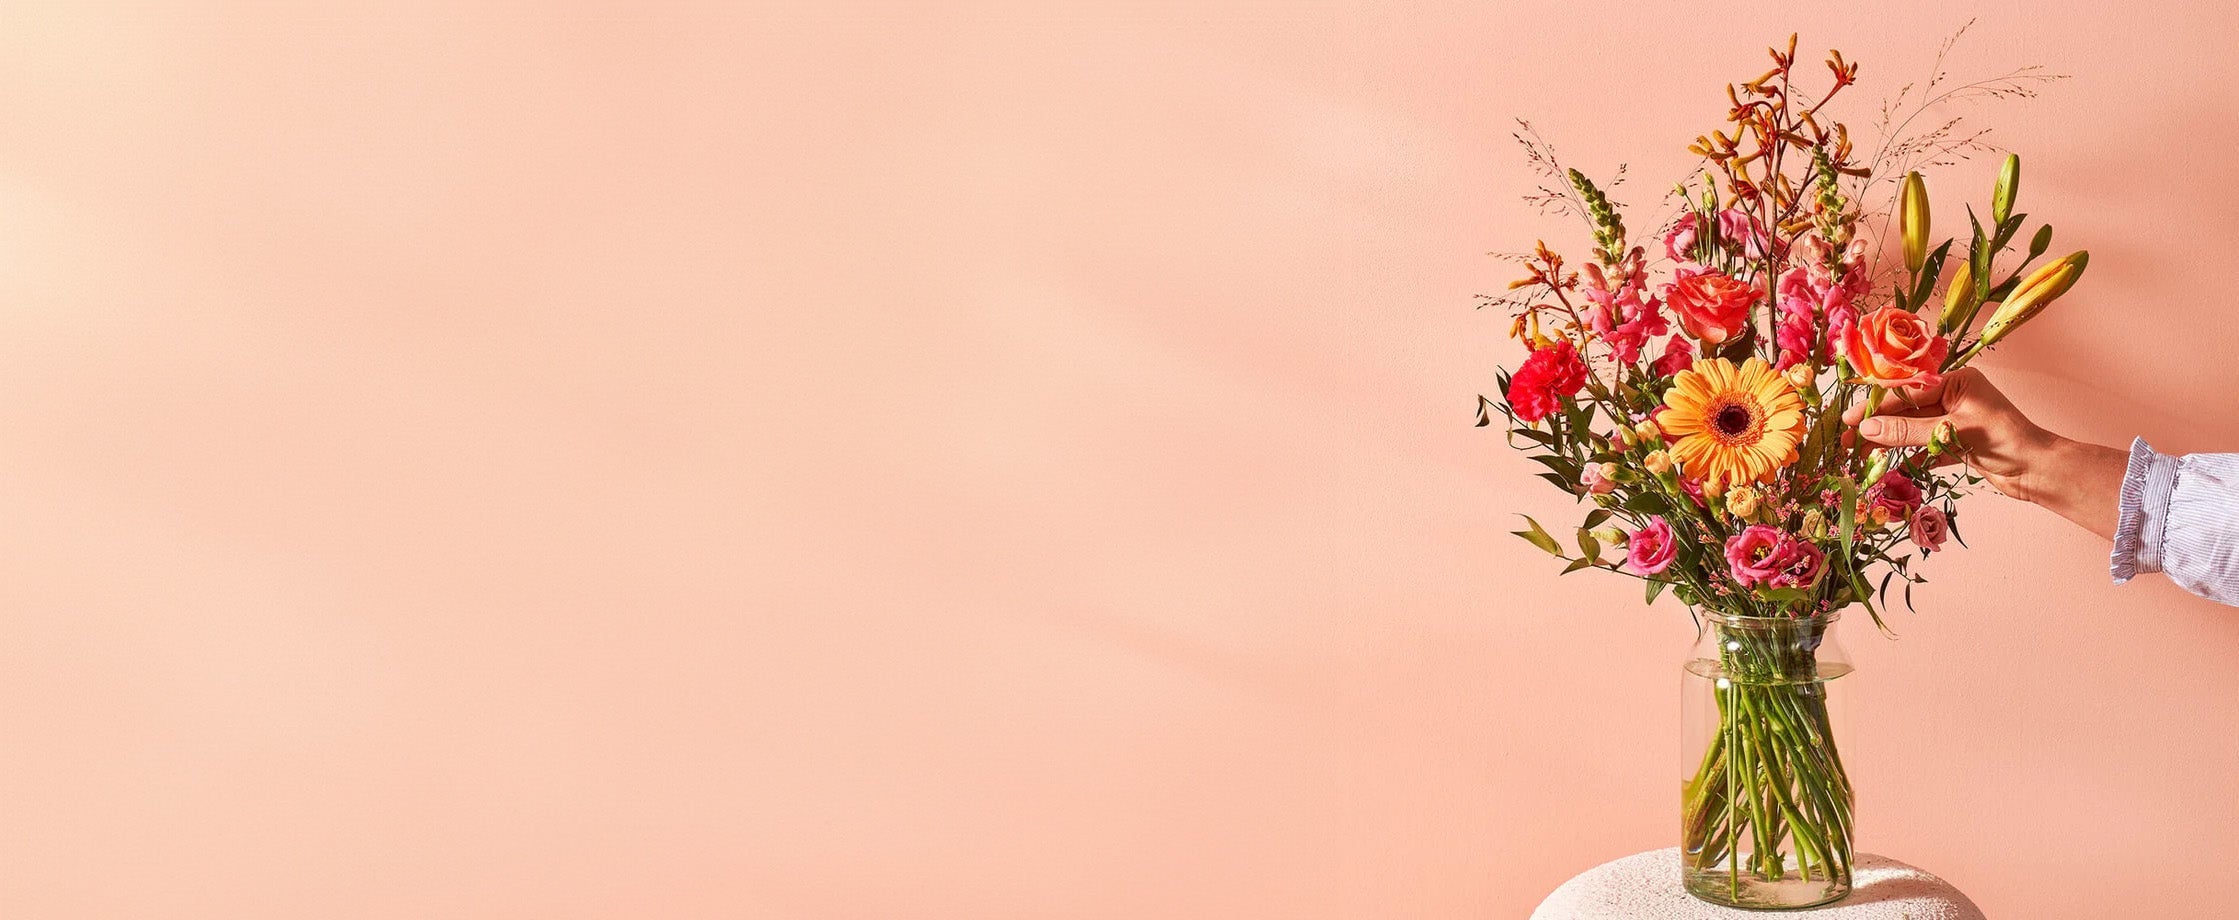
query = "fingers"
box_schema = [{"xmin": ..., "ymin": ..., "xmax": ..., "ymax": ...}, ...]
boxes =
[{"xmin": 1857, "ymin": 413, "xmax": 1946, "ymax": 448}]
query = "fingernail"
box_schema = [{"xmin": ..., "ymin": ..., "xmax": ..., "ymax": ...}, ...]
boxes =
[{"xmin": 1860, "ymin": 419, "xmax": 1884, "ymax": 438}]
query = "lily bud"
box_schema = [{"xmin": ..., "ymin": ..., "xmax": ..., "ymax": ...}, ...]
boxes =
[
  {"xmin": 1899, "ymin": 171, "xmax": 1930, "ymax": 273},
  {"xmin": 1941, "ymin": 258, "xmax": 1980, "ymax": 333},
  {"xmin": 1993, "ymin": 154, "xmax": 2020, "ymax": 225},
  {"xmin": 1978, "ymin": 250, "xmax": 2089, "ymax": 349}
]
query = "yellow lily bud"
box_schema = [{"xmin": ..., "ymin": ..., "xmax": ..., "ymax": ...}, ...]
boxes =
[
  {"xmin": 1993, "ymin": 154, "xmax": 2020, "ymax": 225},
  {"xmin": 1978, "ymin": 251, "xmax": 2089, "ymax": 349},
  {"xmin": 1900, "ymin": 171, "xmax": 1930, "ymax": 273},
  {"xmin": 1941, "ymin": 258, "xmax": 1980, "ymax": 333}
]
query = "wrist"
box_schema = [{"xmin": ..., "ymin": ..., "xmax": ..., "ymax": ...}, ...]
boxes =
[{"xmin": 2001, "ymin": 427, "xmax": 2072, "ymax": 505}]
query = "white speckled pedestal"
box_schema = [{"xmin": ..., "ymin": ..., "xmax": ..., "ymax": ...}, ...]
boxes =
[{"xmin": 1531, "ymin": 848, "xmax": 1984, "ymax": 919}]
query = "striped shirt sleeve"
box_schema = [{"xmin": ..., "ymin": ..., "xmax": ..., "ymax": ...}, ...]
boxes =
[{"xmin": 2111, "ymin": 437, "xmax": 2239, "ymax": 606}]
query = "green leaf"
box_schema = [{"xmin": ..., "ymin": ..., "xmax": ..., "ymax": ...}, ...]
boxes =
[
  {"xmin": 1528, "ymin": 454, "xmax": 1582, "ymax": 482},
  {"xmin": 1535, "ymin": 472, "xmax": 1574, "ymax": 491},
  {"xmin": 1646, "ymin": 578, "xmax": 1668, "ymax": 603},
  {"xmin": 1509, "ymin": 427, "xmax": 1557, "ymax": 446},
  {"xmin": 1576, "ymin": 529, "xmax": 1601, "ymax": 563},
  {"xmin": 1560, "ymin": 557, "xmax": 1597, "ymax": 574},
  {"xmin": 1475, "ymin": 395, "xmax": 1498, "ymax": 428},
  {"xmin": 1513, "ymin": 516, "xmax": 1564, "ymax": 556},
  {"xmin": 1621, "ymin": 492, "xmax": 1671, "ymax": 515},
  {"xmin": 1835, "ymin": 478, "xmax": 1859, "ymax": 559},
  {"xmin": 1907, "ymin": 239, "xmax": 1954, "ymax": 310},
  {"xmin": 1582, "ymin": 509, "xmax": 1613, "ymax": 529},
  {"xmin": 1967, "ymin": 206, "xmax": 1992, "ymax": 302},
  {"xmin": 1756, "ymin": 587, "xmax": 1814, "ymax": 604}
]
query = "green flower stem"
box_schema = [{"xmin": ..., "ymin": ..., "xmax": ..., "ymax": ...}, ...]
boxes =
[{"xmin": 1684, "ymin": 627, "xmax": 1853, "ymax": 890}]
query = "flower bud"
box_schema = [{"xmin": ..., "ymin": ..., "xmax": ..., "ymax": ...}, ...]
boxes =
[
  {"xmin": 1978, "ymin": 250, "xmax": 2088, "ymax": 350},
  {"xmin": 1590, "ymin": 526, "xmax": 1627, "ymax": 547},
  {"xmin": 1726, "ymin": 485, "xmax": 1761, "ymax": 518},
  {"xmin": 1801, "ymin": 508, "xmax": 1829, "ymax": 540},
  {"xmin": 1899, "ymin": 171, "xmax": 1930, "ymax": 273},
  {"xmin": 1859, "ymin": 450, "xmax": 1892, "ymax": 490},
  {"xmin": 1940, "ymin": 258, "xmax": 1980, "ymax": 333},
  {"xmin": 1643, "ymin": 450, "xmax": 1673, "ymax": 476},
  {"xmin": 1992, "ymin": 154, "xmax": 2020, "ymax": 225},
  {"xmin": 1927, "ymin": 419, "xmax": 1961, "ymax": 458},
  {"xmin": 1783, "ymin": 363, "xmax": 1815, "ymax": 390},
  {"xmin": 1633, "ymin": 419, "xmax": 1662, "ymax": 444}
]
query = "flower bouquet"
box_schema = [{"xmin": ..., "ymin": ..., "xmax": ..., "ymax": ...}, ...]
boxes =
[{"xmin": 1480, "ymin": 35, "xmax": 2082, "ymax": 909}]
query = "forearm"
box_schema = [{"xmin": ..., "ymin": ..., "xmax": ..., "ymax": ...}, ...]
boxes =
[{"xmin": 2016, "ymin": 435, "xmax": 2129, "ymax": 541}]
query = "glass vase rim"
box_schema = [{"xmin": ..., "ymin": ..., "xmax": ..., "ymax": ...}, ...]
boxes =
[{"xmin": 1695, "ymin": 609, "xmax": 1843, "ymax": 627}]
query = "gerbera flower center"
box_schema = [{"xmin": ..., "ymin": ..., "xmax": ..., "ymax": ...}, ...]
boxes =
[{"xmin": 1713, "ymin": 402, "xmax": 1757, "ymax": 437}]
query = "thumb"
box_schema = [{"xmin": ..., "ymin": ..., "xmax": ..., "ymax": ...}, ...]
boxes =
[{"xmin": 1858, "ymin": 413, "xmax": 1942, "ymax": 447}]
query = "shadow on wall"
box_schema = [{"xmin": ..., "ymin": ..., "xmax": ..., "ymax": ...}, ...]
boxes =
[{"xmin": 1986, "ymin": 97, "xmax": 2239, "ymax": 451}]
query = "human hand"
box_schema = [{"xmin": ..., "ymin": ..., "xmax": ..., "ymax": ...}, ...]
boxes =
[{"xmin": 1840, "ymin": 368, "xmax": 2061, "ymax": 503}]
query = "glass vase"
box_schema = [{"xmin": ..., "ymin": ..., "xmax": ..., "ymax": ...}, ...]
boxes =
[{"xmin": 1680, "ymin": 610, "xmax": 1853, "ymax": 909}]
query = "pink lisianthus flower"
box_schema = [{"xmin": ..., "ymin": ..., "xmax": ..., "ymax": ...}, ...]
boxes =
[
  {"xmin": 1725, "ymin": 526, "xmax": 1825, "ymax": 589},
  {"xmin": 1909, "ymin": 505, "xmax": 1950, "ymax": 552},
  {"xmin": 1770, "ymin": 538, "xmax": 1824, "ymax": 589},
  {"xmin": 1651, "ymin": 335, "xmax": 1695, "ymax": 377},
  {"xmin": 1862, "ymin": 470, "xmax": 1925, "ymax": 525},
  {"xmin": 1717, "ymin": 208, "xmax": 1778, "ymax": 260},
  {"xmin": 1724, "ymin": 525, "xmax": 1790, "ymax": 587},
  {"xmin": 1663, "ymin": 211, "xmax": 1700, "ymax": 263},
  {"xmin": 1623, "ymin": 517, "xmax": 1678, "ymax": 576}
]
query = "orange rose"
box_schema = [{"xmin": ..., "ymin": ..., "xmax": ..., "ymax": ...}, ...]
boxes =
[
  {"xmin": 1841, "ymin": 305, "xmax": 1948, "ymax": 388},
  {"xmin": 1664, "ymin": 269, "xmax": 1757, "ymax": 345}
]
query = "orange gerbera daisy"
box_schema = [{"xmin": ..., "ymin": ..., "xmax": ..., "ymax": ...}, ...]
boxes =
[{"xmin": 1659, "ymin": 357, "xmax": 1807, "ymax": 489}]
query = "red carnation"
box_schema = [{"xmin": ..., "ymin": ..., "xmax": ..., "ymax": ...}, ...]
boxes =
[{"xmin": 1506, "ymin": 340, "xmax": 1588, "ymax": 422}]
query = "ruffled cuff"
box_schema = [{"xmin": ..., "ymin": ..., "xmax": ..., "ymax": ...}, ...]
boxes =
[{"xmin": 2112, "ymin": 437, "xmax": 2180, "ymax": 584}]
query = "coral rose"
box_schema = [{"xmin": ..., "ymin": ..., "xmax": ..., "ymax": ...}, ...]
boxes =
[
  {"xmin": 1664, "ymin": 268, "xmax": 1759, "ymax": 346},
  {"xmin": 1841, "ymin": 305, "xmax": 1948, "ymax": 388},
  {"xmin": 1909, "ymin": 505, "xmax": 1950, "ymax": 552}
]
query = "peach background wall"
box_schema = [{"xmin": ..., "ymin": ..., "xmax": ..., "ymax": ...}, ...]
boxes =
[{"xmin": 4, "ymin": 1, "xmax": 2239, "ymax": 918}]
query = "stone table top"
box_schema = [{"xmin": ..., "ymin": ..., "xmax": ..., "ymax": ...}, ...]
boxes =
[{"xmin": 1530, "ymin": 848, "xmax": 1984, "ymax": 919}]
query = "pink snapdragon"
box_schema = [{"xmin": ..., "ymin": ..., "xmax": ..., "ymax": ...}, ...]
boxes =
[
  {"xmin": 1581, "ymin": 251, "xmax": 1669, "ymax": 364},
  {"xmin": 1651, "ymin": 335, "xmax": 1695, "ymax": 377}
]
